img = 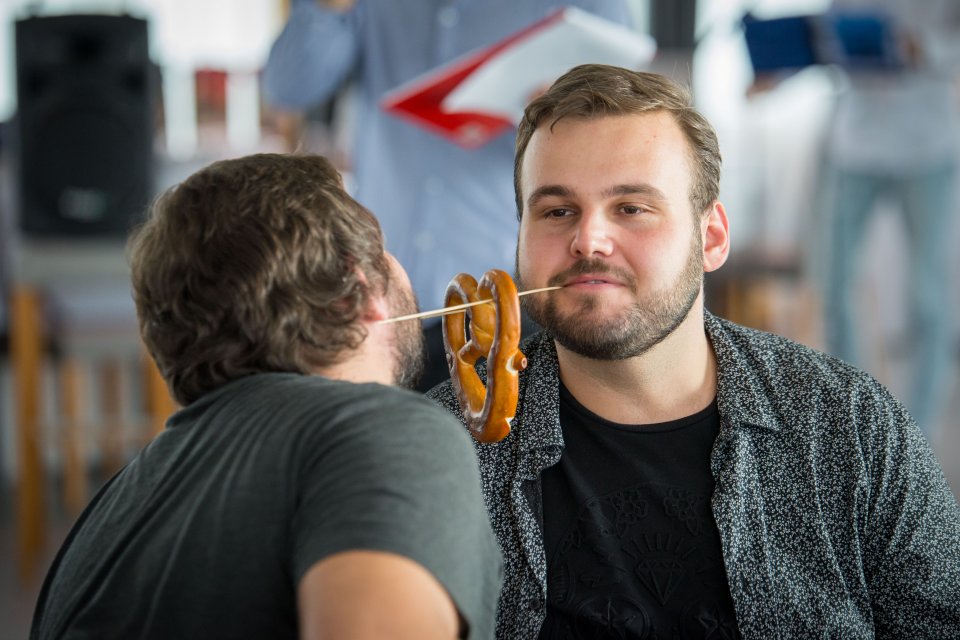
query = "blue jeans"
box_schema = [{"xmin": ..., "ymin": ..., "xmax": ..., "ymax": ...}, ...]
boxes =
[{"xmin": 821, "ymin": 161, "xmax": 956, "ymax": 435}]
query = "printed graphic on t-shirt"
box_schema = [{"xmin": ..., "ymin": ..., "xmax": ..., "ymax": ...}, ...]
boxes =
[{"xmin": 541, "ymin": 481, "xmax": 739, "ymax": 639}]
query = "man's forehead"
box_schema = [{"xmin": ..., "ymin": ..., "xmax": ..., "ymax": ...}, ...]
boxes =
[
  {"xmin": 524, "ymin": 111, "xmax": 686, "ymax": 162},
  {"xmin": 522, "ymin": 113, "xmax": 691, "ymax": 179}
]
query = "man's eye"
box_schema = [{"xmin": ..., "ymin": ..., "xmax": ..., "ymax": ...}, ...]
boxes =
[
  {"xmin": 621, "ymin": 205, "xmax": 648, "ymax": 215},
  {"xmin": 545, "ymin": 208, "xmax": 574, "ymax": 218}
]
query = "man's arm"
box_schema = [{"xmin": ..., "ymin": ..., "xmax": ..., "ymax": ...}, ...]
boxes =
[
  {"xmin": 291, "ymin": 387, "xmax": 502, "ymax": 640},
  {"xmin": 262, "ymin": 0, "xmax": 361, "ymax": 109},
  {"xmin": 298, "ymin": 550, "xmax": 460, "ymax": 640},
  {"xmin": 861, "ymin": 394, "xmax": 960, "ymax": 635}
]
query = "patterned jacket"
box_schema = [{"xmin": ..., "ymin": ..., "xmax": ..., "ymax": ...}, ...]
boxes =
[{"xmin": 428, "ymin": 313, "xmax": 960, "ymax": 639}]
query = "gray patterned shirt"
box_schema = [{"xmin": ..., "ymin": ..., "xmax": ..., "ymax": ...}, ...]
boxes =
[{"xmin": 428, "ymin": 313, "xmax": 960, "ymax": 639}]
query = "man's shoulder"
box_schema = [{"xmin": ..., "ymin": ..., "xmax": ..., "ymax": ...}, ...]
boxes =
[
  {"xmin": 706, "ymin": 314, "xmax": 908, "ymax": 425},
  {"xmin": 425, "ymin": 378, "xmax": 460, "ymax": 412},
  {"xmin": 197, "ymin": 373, "xmax": 465, "ymax": 448},
  {"xmin": 225, "ymin": 372, "xmax": 440, "ymax": 409},
  {"xmin": 707, "ymin": 313, "xmax": 869, "ymax": 383}
]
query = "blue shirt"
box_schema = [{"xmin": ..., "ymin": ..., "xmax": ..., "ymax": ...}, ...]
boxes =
[{"xmin": 263, "ymin": 0, "xmax": 633, "ymax": 310}]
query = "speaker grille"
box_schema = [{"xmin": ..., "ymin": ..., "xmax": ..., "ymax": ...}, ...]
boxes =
[{"xmin": 15, "ymin": 14, "xmax": 154, "ymax": 238}]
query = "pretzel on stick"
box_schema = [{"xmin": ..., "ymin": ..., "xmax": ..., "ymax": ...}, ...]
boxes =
[{"xmin": 442, "ymin": 269, "xmax": 527, "ymax": 443}]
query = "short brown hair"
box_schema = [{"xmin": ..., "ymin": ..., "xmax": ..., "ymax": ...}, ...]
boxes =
[
  {"xmin": 128, "ymin": 153, "xmax": 390, "ymax": 406},
  {"xmin": 514, "ymin": 64, "xmax": 721, "ymax": 218}
]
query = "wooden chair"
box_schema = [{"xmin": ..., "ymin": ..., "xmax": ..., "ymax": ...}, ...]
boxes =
[
  {"xmin": 9, "ymin": 242, "xmax": 176, "ymax": 585},
  {"xmin": 705, "ymin": 246, "xmax": 823, "ymax": 349}
]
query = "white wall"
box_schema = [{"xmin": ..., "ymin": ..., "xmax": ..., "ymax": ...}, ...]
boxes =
[{"xmin": 0, "ymin": 0, "xmax": 285, "ymax": 122}]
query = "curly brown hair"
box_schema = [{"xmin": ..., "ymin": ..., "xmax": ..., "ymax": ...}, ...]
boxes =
[
  {"xmin": 128, "ymin": 153, "xmax": 390, "ymax": 406},
  {"xmin": 514, "ymin": 64, "xmax": 722, "ymax": 219}
]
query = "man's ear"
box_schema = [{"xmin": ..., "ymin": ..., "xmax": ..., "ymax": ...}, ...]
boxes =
[
  {"xmin": 362, "ymin": 292, "xmax": 389, "ymax": 322},
  {"xmin": 355, "ymin": 267, "xmax": 389, "ymax": 322},
  {"xmin": 701, "ymin": 201, "xmax": 730, "ymax": 273}
]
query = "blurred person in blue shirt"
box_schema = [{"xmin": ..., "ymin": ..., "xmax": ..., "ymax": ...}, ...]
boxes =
[
  {"xmin": 818, "ymin": 0, "xmax": 960, "ymax": 437},
  {"xmin": 262, "ymin": 0, "xmax": 633, "ymax": 391}
]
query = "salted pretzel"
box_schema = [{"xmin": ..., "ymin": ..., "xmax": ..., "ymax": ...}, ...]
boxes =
[{"xmin": 442, "ymin": 269, "xmax": 527, "ymax": 443}]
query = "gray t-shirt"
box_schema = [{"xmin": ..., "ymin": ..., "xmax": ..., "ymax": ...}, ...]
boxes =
[{"xmin": 32, "ymin": 373, "xmax": 502, "ymax": 639}]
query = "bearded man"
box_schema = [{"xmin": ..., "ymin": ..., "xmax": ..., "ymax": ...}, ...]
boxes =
[
  {"xmin": 428, "ymin": 64, "xmax": 960, "ymax": 640},
  {"xmin": 32, "ymin": 153, "xmax": 502, "ymax": 640}
]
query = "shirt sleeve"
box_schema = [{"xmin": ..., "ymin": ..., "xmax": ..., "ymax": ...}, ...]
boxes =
[
  {"xmin": 261, "ymin": 0, "xmax": 361, "ymax": 109},
  {"xmin": 862, "ymin": 394, "xmax": 960, "ymax": 636},
  {"xmin": 290, "ymin": 388, "xmax": 502, "ymax": 639}
]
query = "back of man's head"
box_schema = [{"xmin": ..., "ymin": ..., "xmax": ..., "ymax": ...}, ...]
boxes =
[{"xmin": 128, "ymin": 153, "xmax": 390, "ymax": 406}]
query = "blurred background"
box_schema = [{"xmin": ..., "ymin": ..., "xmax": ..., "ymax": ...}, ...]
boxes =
[{"xmin": 0, "ymin": 0, "xmax": 958, "ymax": 636}]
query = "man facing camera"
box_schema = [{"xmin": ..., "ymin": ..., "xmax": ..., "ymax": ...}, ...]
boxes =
[
  {"xmin": 429, "ymin": 65, "xmax": 960, "ymax": 639},
  {"xmin": 31, "ymin": 153, "xmax": 502, "ymax": 640}
]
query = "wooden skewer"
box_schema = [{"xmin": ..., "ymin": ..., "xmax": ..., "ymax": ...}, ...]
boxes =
[{"xmin": 379, "ymin": 286, "xmax": 562, "ymax": 324}]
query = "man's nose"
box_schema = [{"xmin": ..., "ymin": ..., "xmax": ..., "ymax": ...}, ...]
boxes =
[{"xmin": 570, "ymin": 210, "xmax": 614, "ymax": 258}]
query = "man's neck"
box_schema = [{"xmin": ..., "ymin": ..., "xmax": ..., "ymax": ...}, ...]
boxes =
[
  {"xmin": 314, "ymin": 320, "xmax": 395, "ymax": 386},
  {"xmin": 555, "ymin": 308, "xmax": 716, "ymax": 425}
]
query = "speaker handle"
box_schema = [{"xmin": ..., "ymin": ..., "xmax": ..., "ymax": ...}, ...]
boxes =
[{"xmin": 24, "ymin": 2, "xmax": 136, "ymax": 16}]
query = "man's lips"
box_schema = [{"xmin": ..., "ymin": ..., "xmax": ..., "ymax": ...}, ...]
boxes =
[{"xmin": 561, "ymin": 275, "xmax": 624, "ymax": 287}]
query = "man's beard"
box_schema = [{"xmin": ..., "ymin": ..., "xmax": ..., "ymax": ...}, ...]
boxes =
[
  {"xmin": 517, "ymin": 231, "xmax": 703, "ymax": 360},
  {"xmin": 388, "ymin": 284, "xmax": 426, "ymax": 389}
]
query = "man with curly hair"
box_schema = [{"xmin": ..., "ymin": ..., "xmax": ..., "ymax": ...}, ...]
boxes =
[{"xmin": 31, "ymin": 153, "xmax": 502, "ymax": 640}]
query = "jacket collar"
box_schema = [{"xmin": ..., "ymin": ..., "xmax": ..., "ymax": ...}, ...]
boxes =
[
  {"xmin": 514, "ymin": 312, "xmax": 784, "ymax": 454},
  {"xmin": 705, "ymin": 312, "xmax": 784, "ymax": 433}
]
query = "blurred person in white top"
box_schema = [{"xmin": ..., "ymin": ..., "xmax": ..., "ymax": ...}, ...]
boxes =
[{"xmin": 819, "ymin": 0, "xmax": 960, "ymax": 438}]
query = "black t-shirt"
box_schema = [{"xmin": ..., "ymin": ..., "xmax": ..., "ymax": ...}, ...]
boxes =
[
  {"xmin": 31, "ymin": 374, "xmax": 502, "ymax": 640},
  {"xmin": 537, "ymin": 383, "xmax": 740, "ymax": 639}
]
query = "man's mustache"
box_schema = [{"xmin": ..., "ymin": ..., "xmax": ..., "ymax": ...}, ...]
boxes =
[{"xmin": 547, "ymin": 259, "xmax": 637, "ymax": 293}]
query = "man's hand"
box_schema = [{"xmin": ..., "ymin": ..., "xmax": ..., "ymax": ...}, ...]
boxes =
[
  {"xmin": 899, "ymin": 32, "xmax": 925, "ymax": 68},
  {"xmin": 746, "ymin": 73, "xmax": 782, "ymax": 98}
]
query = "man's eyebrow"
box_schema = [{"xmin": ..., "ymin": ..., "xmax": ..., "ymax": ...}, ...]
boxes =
[
  {"xmin": 601, "ymin": 183, "xmax": 668, "ymax": 201},
  {"xmin": 526, "ymin": 185, "xmax": 574, "ymax": 209},
  {"xmin": 527, "ymin": 183, "xmax": 669, "ymax": 209}
]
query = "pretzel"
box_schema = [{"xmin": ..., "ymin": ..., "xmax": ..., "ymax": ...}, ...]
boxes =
[{"xmin": 442, "ymin": 269, "xmax": 527, "ymax": 443}]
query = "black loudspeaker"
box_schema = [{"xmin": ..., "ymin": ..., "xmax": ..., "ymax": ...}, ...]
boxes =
[{"xmin": 14, "ymin": 14, "xmax": 154, "ymax": 238}]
